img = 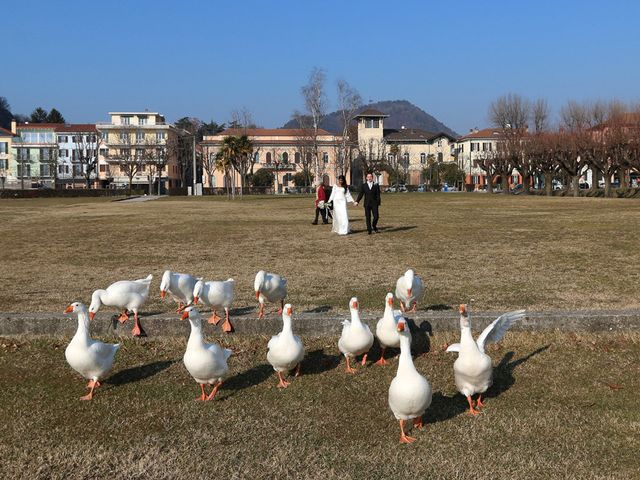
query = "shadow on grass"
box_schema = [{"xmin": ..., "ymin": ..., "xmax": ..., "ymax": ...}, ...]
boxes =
[
  {"xmin": 424, "ymin": 303, "xmax": 453, "ymax": 311},
  {"xmin": 230, "ymin": 306, "xmax": 256, "ymax": 316},
  {"xmin": 407, "ymin": 317, "xmax": 432, "ymax": 356},
  {"xmin": 222, "ymin": 363, "xmax": 273, "ymax": 395},
  {"xmin": 302, "ymin": 348, "xmax": 341, "ymax": 375},
  {"xmin": 425, "ymin": 345, "xmax": 550, "ymax": 424},
  {"xmin": 107, "ymin": 360, "xmax": 176, "ymax": 386}
]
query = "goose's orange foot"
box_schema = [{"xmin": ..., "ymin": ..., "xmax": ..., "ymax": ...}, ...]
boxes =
[
  {"xmin": 117, "ymin": 312, "xmax": 129, "ymax": 323},
  {"xmin": 195, "ymin": 385, "xmax": 207, "ymax": 401},
  {"xmin": 221, "ymin": 319, "xmax": 234, "ymax": 333},
  {"xmin": 475, "ymin": 395, "xmax": 485, "ymax": 409},
  {"xmin": 413, "ymin": 416, "xmax": 424, "ymax": 429},
  {"xmin": 400, "ymin": 434, "xmax": 416, "ymax": 444},
  {"xmin": 208, "ymin": 313, "xmax": 221, "ymax": 325},
  {"xmin": 345, "ymin": 366, "xmax": 357, "ymax": 374},
  {"xmin": 374, "ymin": 357, "xmax": 388, "ymax": 366},
  {"xmin": 277, "ymin": 372, "xmax": 290, "ymax": 388},
  {"xmin": 132, "ymin": 324, "xmax": 146, "ymax": 338},
  {"xmin": 361, "ymin": 354, "xmax": 368, "ymax": 366},
  {"xmin": 207, "ymin": 382, "xmax": 222, "ymax": 400}
]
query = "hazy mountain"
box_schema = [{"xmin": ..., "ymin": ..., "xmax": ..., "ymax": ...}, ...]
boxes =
[{"xmin": 283, "ymin": 99, "xmax": 458, "ymax": 137}]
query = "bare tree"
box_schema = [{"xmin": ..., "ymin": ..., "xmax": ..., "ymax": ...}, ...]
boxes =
[
  {"xmin": 112, "ymin": 130, "xmax": 144, "ymax": 196},
  {"xmin": 358, "ymin": 137, "xmax": 387, "ymax": 178},
  {"xmin": 336, "ymin": 79, "xmax": 362, "ymax": 178},
  {"xmin": 72, "ymin": 131, "xmax": 99, "ymax": 189},
  {"xmin": 298, "ymin": 67, "xmax": 327, "ymax": 180},
  {"xmin": 489, "ymin": 94, "xmax": 530, "ymax": 193}
]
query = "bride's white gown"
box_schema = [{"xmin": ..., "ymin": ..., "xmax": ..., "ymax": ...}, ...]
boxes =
[{"xmin": 328, "ymin": 185, "xmax": 354, "ymax": 235}]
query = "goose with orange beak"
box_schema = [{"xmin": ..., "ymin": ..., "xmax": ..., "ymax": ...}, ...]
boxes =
[
  {"xmin": 375, "ymin": 293, "xmax": 409, "ymax": 366},
  {"xmin": 267, "ymin": 304, "xmax": 305, "ymax": 388},
  {"xmin": 388, "ymin": 317, "xmax": 432, "ymax": 443},
  {"xmin": 338, "ymin": 297, "xmax": 374, "ymax": 373},
  {"xmin": 254, "ymin": 270, "xmax": 287, "ymax": 320},
  {"xmin": 89, "ymin": 274, "xmax": 152, "ymax": 337},
  {"xmin": 446, "ymin": 304, "xmax": 525, "ymax": 415},
  {"xmin": 64, "ymin": 302, "xmax": 120, "ymax": 400},
  {"xmin": 181, "ymin": 306, "xmax": 232, "ymax": 401},
  {"xmin": 395, "ymin": 269, "xmax": 424, "ymax": 313}
]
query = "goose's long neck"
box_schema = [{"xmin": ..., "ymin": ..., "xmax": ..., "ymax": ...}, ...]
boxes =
[
  {"xmin": 188, "ymin": 319, "xmax": 205, "ymax": 347},
  {"xmin": 397, "ymin": 335, "xmax": 416, "ymax": 375},
  {"xmin": 460, "ymin": 318, "xmax": 476, "ymax": 348},
  {"xmin": 73, "ymin": 311, "xmax": 91, "ymax": 344},
  {"xmin": 281, "ymin": 316, "xmax": 294, "ymax": 338},
  {"xmin": 351, "ymin": 309, "xmax": 363, "ymax": 328}
]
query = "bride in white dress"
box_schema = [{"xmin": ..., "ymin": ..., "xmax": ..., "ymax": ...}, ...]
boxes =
[{"xmin": 328, "ymin": 175, "xmax": 356, "ymax": 235}]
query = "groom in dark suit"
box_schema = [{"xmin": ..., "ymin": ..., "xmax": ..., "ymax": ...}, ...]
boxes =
[{"xmin": 354, "ymin": 172, "xmax": 381, "ymax": 235}]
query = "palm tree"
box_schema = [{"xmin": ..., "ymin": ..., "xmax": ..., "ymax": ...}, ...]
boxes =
[{"xmin": 217, "ymin": 136, "xmax": 237, "ymax": 197}]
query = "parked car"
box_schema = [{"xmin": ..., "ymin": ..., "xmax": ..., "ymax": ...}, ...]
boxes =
[{"xmin": 417, "ymin": 184, "xmax": 427, "ymax": 192}]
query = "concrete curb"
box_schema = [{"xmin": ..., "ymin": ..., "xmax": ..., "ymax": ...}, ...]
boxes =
[{"xmin": 1, "ymin": 309, "xmax": 639, "ymax": 338}]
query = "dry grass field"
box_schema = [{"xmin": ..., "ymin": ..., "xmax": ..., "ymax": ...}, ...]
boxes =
[
  {"xmin": 0, "ymin": 331, "xmax": 638, "ymax": 479},
  {"xmin": 1, "ymin": 193, "xmax": 639, "ymax": 314}
]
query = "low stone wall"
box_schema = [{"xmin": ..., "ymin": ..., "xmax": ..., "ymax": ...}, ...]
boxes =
[
  {"xmin": 0, "ymin": 188, "xmax": 129, "ymax": 199},
  {"xmin": 2, "ymin": 308, "xmax": 639, "ymax": 338}
]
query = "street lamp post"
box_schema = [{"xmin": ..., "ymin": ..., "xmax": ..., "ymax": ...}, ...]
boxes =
[{"xmin": 274, "ymin": 159, "xmax": 280, "ymax": 194}]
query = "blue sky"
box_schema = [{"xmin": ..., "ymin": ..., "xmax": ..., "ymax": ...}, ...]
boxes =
[{"xmin": 4, "ymin": 0, "xmax": 640, "ymax": 134}]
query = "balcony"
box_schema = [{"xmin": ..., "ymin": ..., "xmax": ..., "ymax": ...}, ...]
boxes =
[{"xmin": 261, "ymin": 162, "xmax": 298, "ymax": 171}]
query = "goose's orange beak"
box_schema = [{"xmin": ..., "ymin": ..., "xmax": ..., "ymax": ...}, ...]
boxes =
[
  {"xmin": 255, "ymin": 291, "xmax": 260, "ymax": 299},
  {"xmin": 286, "ymin": 306, "xmax": 292, "ymax": 315},
  {"xmin": 387, "ymin": 297, "xmax": 393, "ymax": 306},
  {"xmin": 64, "ymin": 305, "xmax": 73, "ymax": 314},
  {"xmin": 193, "ymin": 296, "xmax": 199, "ymax": 305},
  {"xmin": 407, "ymin": 288, "xmax": 412, "ymax": 297},
  {"xmin": 397, "ymin": 322, "xmax": 405, "ymax": 332},
  {"xmin": 160, "ymin": 290, "xmax": 166, "ymax": 299},
  {"xmin": 89, "ymin": 312, "xmax": 95, "ymax": 320},
  {"xmin": 352, "ymin": 300, "xmax": 358, "ymax": 309},
  {"xmin": 459, "ymin": 304, "xmax": 467, "ymax": 315},
  {"xmin": 180, "ymin": 310, "xmax": 189, "ymax": 320}
]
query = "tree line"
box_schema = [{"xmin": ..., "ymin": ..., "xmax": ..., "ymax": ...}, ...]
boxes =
[{"xmin": 477, "ymin": 94, "xmax": 640, "ymax": 197}]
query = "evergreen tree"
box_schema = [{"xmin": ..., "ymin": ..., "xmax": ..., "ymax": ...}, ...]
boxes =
[
  {"xmin": 30, "ymin": 107, "xmax": 49, "ymax": 123},
  {"xmin": 46, "ymin": 108, "xmax": 66, "ymax": 123}
]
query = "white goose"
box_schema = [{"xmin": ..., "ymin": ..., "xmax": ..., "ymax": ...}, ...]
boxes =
[
  {"xmin": 388, "ymin": 317, "xmax": 432, "ymax": 443},
  {"xmin": 160, "ymin": 270, "xmax": 201, "ymax": 313},
  {"xmin": 446, "ymin": 304, "xmax": 526, "ymax": 415},
  {"xmin": 338, "ymin": 297, "xmax": 374, "ymax": 373},
  {"xmin": 193, "ymin": 278, "xmax": 235, "ymax": 333},
  {"xmin": 181, "ymin": 306, "xmax": 232, "ymax": 401},
  {"xmin": 64, "ymin": 302, "xmax": 120, "ymax": 400},
  {"xmin": 375, "ymin": 292, "xmax": 410, "ymax": 366},
  {"xmin": 254, "ymin": 270, "xmax": 287, "ymax": 320},
  {"xmin": 395, "ymin": 269, "xmax": 425, "ymax": 313},
  {"xmin": 89, "ymin": 274, "xmax": 153, "ymax": 337},
  {"xmin": 267, "ymin": 304, "xmax": 305, "ymax": 388}
]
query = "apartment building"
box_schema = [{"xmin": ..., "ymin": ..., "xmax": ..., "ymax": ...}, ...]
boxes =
[
  {"xmin": 96, "ymin": 112, "xmax": 182, "ymax": 191},
  {"xmin": 0, "ymin": 127, "xmax": 16, "ymax": 189},
  {"xmin": 56, "ymin": 124, "xmax": 99, "ymax": 188},
  {"xmin": 10, "ymin": 121, "xmax": 59, "ymax": 189}
]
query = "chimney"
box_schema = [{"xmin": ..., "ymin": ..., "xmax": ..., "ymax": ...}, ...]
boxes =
[{"xmin": 10, "ymin": 119, "xmax": 17, "ymax": 134}]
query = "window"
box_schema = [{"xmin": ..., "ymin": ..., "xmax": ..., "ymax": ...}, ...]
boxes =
[
  {"xmin": 387, "ymin": 153, "xmax": 394, "ymax": 162},
  {"xmin": 73, "ymin": 164, "xmax": 83, "ymax": 176},
  {"xmin": 18, "ymin": 148, "xmax": 30, "ymax": 160},
  {"xmin": 266, "ymin": 152, "xmax": 272, "ymax": 163},
  {"xmin": 40, "ymin": 149, "xmax": 51, "ymax": 161},
  {"xmin": 136, "ymin": 131, "xmax": 145, "ymax": 143},
  {"xmin": 420, "ymin": 153, "xmax": 426, "ymax": 164},
  {"xmin": 140, "ymin": 164, "xmax": 146, "ymax": 172},
  {"xmin": 120, "ymin": 148, "xmax": 130, "ymax": 157},
  {"xmin": 17, "ymin": 164, "xmax": 31, "ymax": 177},
  {"xmin": 121, "ymin": 116, "xmax": 131, "ymax": 125},
  {"xmin": 40, "ymin": 164, "xmax": 51, "ymax": 177},
  {"xmin": 294, "ymin": 152, "xmax": 301, "ymax": 164},
  {"xmin": 0, "ymin": 159, "xmax": 6, "ymax": 169},
  {"xmin": 155, "ymin": 132, "xmax": 165, "ymax": 141},
  {"xmin": 254, "ymin": 152, "xmax": 260, "ymax": 163},
  {"xmin": 282, "ymin": 152, "xmax": 289, "ymax": 164},
  {"xmin": 136, "ymin": 148, "xmax": 144, "ymax": 158},
  {"xmin": 322, "ymin": 152, "xmax": 329, "ymax": 164},
  {"xmin": 72, "ymin": 150, "xmax": 77, "ymax": 161},
  {"xmin": 459, "ymin": 144, "xmax": 464, "ymax": 153},
  {"xmin": 437, "ymin": 152, "xmax": 443, "ymax": 162},
  {"xmin": 101, "ymin": 132, "xmax": 109, "ymax": 142},
  {"xmin": 0, "ymin": 142, "xmax": 6, "ymax": 154},
  {"xmin": 138, "ymin": 116, "xmax": 148, "ymax": 126},
  {"xmin": 87, "ymin": 135, "xmax": 96, "ymax": 143},
  {"xmin": 364, "ymin": 118, "xmax": 380, "ymax": 128},
  {"xmin": 437, "ymin": 140, "xmax": 442, "ymax": 147},
  {"xmin": 59, "ymin": 149, "xmax": 67, "ymax": 157},
  {"xmin": 120, "ymin": 132, "xmax": 129, "ymax": 143},
  {"xmin": 473, "ymin": 160, "xmax": 478, "ymax": 168},
  {"xmin": 482, "ymin": 142, "xmax": 492, "ymax": 151},
  {"xmin": 99, "ymin": 148, "xmax": 108, "ymax": 157},
  {"xmin": 403, "ymin": 153, "xmax": 409, "ymax": 165},
  {"xmin": 57, "ymin": 135, "xmax": 68, "ymax": 143}
]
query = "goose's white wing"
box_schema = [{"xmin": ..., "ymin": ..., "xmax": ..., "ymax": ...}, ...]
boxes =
[
  {"xmin": 88, "ymin": 340, "xmax": 120, "ymax": 362},
  {"xmin": 445, "ymin": 343, "xmax": 460, "ymax": 353},
  {"xmin": 476, "ymin": 310, "xmax": 526, "ymax": 353}
]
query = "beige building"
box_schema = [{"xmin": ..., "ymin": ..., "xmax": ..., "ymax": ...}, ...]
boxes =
[
  {"xmin": 96, "ymin": 111, "xmax": 182, "ymax": 191},
  {"xmin": 354, "ymin": 109, "xmax": 457, "ymax": 186},
  {"xmin": 0, "ymin": 126, "xmax": 17, "ymax": 189},
  {"xmin": 455, "ymin": 128, "xmax": 523, "ymax": 190},
  {"xmin": 200, "ymin": 128, "xmax": 344, "ymax": 192}
]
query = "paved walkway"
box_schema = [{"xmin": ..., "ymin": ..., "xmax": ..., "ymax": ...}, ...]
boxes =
[
  {"xmin": 1, "ymin": 308, "xmax": 639, "ymax": 338},
  {"xmin": 116, "ymin": 195, "xmax": 167, "ymax": 203}
]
